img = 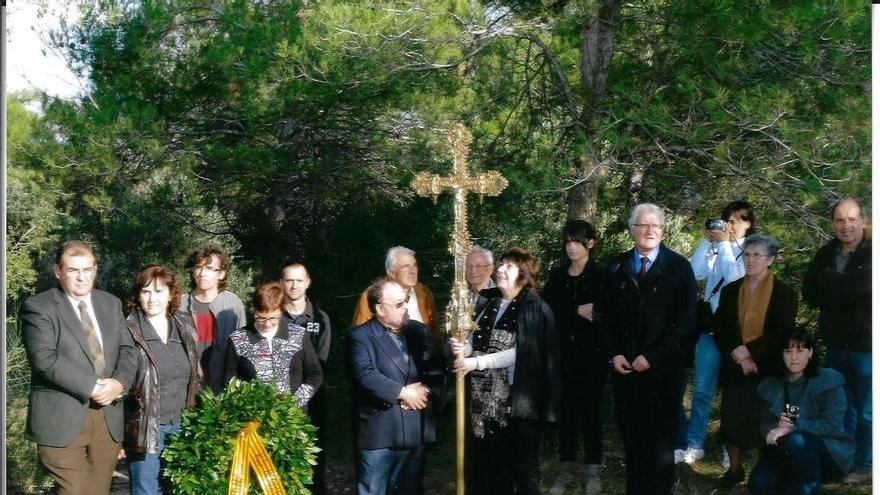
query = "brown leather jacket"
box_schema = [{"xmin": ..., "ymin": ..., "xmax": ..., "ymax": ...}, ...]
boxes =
[{"xmin": 122, "ymin": 310, "xmax": 200, "ymax": 454}]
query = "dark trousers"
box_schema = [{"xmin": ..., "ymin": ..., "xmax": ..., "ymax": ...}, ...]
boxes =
[
  {"xmin": 748, "ymin": 431, "xmax": 843, "ymax": 495},
  {"xmin": 38, "ymin": 408, "xmax": 121, "ymax": 495},
  {"xmin": 613, "ymin": 369, "xmax": 681, "ymax": 495},
  {"xmin": 467, "ymin": 418, "xmax": 542, "ymax": 495},
  {"xmin": 558, "ymin": 361, "xmax": 607, "ymax": 464}
]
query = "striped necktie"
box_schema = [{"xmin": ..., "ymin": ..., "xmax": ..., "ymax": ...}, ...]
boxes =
[
  {"xmin": 78, "ymin": 301, "xmax": 106, "ymax": 377},
  {"xmin": 639, "ymin": 256, "xmax": 649, "ymax": 279}
]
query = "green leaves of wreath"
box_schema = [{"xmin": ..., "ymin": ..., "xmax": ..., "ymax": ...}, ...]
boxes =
[{"xmin": 163, "ymin": 379, "xmax": 318, "ymax": 494}]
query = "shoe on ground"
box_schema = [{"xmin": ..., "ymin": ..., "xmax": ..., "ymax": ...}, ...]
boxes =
[
  {"xmin": 674, "ymin": 449, "xmax": 685, "ymax": 464},
  {"xmin": 583, "ymin": 464, "xmax": 602, "ymax": 495},
  {"xmin": 843, "ymin": 467, "xmax": 872, "ymax": 485},
  {"xmin": 716, "ymin": 469, "xmax": 745, "ymax": 488},
  {"xmin": 721, "ymin": 446, "xmax": 730, "ymax": 469},
  {"xmin": 682, "ymin": 447, "xmax": 705, "ymax": 464}
]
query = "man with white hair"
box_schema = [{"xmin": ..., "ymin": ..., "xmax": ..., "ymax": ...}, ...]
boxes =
[
  {"xmin": 602, "ymin": 203, "xmax": 697, "ymax": 495},
  {"xmin": 466, "ymin": 246, "xmax": 496, "ymax": 309},
  {"xmin": 351, "ymin": 246, "xmax": 439, "ymax": 339}
]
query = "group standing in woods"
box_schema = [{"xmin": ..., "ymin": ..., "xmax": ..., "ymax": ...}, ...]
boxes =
[{"xmin": 21, "ymin": 199, "xmax": 870, "ymax": 495}]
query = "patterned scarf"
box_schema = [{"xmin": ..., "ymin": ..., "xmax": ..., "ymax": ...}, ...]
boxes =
[{"xmin": 468, "ymin": 290, "xmax": 523, "ymax": 438}]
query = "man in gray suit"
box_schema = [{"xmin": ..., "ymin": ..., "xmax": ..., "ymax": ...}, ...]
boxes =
[{"xmin": 22, "ymin": 240, "xmax": 133, "ymax": 494}]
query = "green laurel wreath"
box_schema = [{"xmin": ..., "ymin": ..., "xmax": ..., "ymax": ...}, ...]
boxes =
[{"xmin": 163, "ymin": 378, "xmax": 318, "ymax": 495}]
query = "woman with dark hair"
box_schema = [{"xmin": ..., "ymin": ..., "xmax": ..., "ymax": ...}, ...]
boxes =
[
  {"xmin": 748, "ymin": 329, "xmax": 854, "ymax": 494},
  {"xmin": 714, "ymin": 234, "xmax": 798, "ymax": 487},
  {"xmin": 223, "ymin": 281, "xmax": 322, "ymax": 410},
  {"xmin": 678, "ymin": 200, "xmax": 754, "ymax": 467},
  {"xmin": 542, "ymin": 220, "xmax": 611, "ymax": 494},
  {"xmin": 121, "ymin": 265, "xmax": 200, "ymax": 495},
  {"xmin": 450, "ymin": 247, "xmax": 561, "ymax": 494}
]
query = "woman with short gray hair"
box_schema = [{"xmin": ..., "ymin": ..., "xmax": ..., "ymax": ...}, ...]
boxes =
[{"xmin": 713, "ymin": 234, "xmax": 798, "ymax": 487}]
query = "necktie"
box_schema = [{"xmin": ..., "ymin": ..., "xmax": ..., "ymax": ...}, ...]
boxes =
[
  {"xmin": 639, "ymin": 256, "xmax": 649, "ymax": 279},
  {"xmin": 78, "ymin": 301, "xmax": 106, "ymax": 377}
]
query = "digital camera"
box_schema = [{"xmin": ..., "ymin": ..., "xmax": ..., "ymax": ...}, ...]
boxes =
[
  {"xmin": 705, "ymin": 218, "xmax": 727, "ymax": 232},
  {"xmin": 783, "ymin": 403, "xmax": 800, "ymax": 423}
]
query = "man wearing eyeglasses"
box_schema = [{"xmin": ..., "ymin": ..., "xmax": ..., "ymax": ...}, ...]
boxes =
[
  {"xmin": 351, "ymin": 246, "xmax": 439, "ymax": 340},
  {"xmin": 21, "ymin": 240, "xmax": 134, "ymax": 494},
  {"xmin": 466, "ymin": 246, "xmax": 496, "ymax": 310},
  {"xmin": 602, "ymin": 203, "xmax": 697, "ymax": 495},
  {"xmin": 348, "ymin": 278, "xmax": 442, "ymax": 495},
  {"xmin": 179, "ymin": 247, "xmax": 247, "ymax": 392}
]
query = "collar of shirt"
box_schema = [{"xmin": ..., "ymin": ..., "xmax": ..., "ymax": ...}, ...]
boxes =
[
  {"xmin": 406, "ymin": 287, "xmax": 424, "ymax": 324},
  {"xmin": 65, "ymin": 291, "xmax": 104, "ymax": 348},
  {"xmin": 633, "ymin": 246, "xmax": 660, "ymax": 272}
]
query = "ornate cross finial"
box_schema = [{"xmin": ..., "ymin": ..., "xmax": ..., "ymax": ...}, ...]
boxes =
[{"xmin": 411, "ymin": 124, "xmax": 508, "ymax": 206}]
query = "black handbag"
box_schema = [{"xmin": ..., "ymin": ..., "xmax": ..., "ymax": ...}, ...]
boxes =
[{"xmin": 697, "ymin": 277, "xmax": 725, "ymax": 333}]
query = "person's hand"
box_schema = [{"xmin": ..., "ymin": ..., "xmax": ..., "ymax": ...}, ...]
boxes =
[
  {"xmin": 778, "ymin": 414, "xmax": 795, "ymax": 429},
  {"xmin": 738, "ymin": 357, "xmax": 758, "ymax": 375},
  {"xmin": 704, "ymin": 227, "xmax": 727, "ymax": 243},
  {"xmin": 91, "ymin": 378, "xmax": 123, "ymax": 406},
  {"xmin": 453, "ymin": 357, "xmax": 478, "ymax": 378},
  {"xmin": 449, "ymin": 337, "xmax": 470, "ymax": 357},
  {"xmin": 399, "ymin": 382, "xmax": 429, "ymax": 410},
  {"xmin": 118, "ymin": 449, "xmax": 127, "ymax": 460},
  {"xmin": 577, "ymin": 303, "xmax": 594, "ymax": 321},
  {"xmin": 766, "ymin": 426, "xmax": 792, "ymax": 446},
  {"xmin": 731, "ymin": 345, "xmax": 751, "ymax": 364},
  {"xmin": 631, "ymin": 355, "xmax": 651, "ymax": 372},
  {"xmin": 612, "ymin": 355, "xmax": 632, "ymax": 375}
]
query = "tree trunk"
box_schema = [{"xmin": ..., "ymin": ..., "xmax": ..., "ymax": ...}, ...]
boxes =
[{"xmin": 568, "ymin": 0, "xmax": 621, "ymax": 221}]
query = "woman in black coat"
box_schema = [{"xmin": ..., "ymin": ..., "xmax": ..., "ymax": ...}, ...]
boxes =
[
  {"xmin": 542, "ymin": 220, "xmax": 611, "ymax": 494},
  {"xmin": 451, "ymin": 247, "xmax": 561, "ymax": 495},
  {"xmin": 714, "ymin": 234, "xmax": 797, "ymax": 487}
]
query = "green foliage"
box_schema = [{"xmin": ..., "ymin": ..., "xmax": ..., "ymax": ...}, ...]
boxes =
[
  {"xmin": 5, "ymin": 395, "xmax": 55, "ymax": 495},
  {"xmin": 163, "ymin": 379, "xmax": 318, "ymax": 495}
]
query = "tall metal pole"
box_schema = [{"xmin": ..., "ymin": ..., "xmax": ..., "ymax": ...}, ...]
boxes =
[{"xmin": 411, "ymin": 124, "xmax": 507, "ymax": 495}]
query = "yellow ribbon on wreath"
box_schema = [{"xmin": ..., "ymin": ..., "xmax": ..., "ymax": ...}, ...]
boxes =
[{"xmin": 228, "ymin": 421, "xmax": 287, "ymax": 495}]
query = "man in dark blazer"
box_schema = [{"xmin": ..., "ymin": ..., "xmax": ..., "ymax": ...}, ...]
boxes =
[
  {"xmin": 347, "ymin": 277, "xmax": 441, "ymax": 495},
  {"xmin": 602, "ymin": 203, "xmax": 697, "ymax": 495},
  {"xmin": 22, "ymin": 240, "xmax": 133, "ymax": 495}
]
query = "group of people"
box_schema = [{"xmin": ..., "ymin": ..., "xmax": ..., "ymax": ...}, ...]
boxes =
[
  {"xmin": 22, "ymin": 245, "xmax": 331, "ymax": 495},
  {"xmin": 21, "ymin": 197, "xmax": 870, "ymax": 495}
]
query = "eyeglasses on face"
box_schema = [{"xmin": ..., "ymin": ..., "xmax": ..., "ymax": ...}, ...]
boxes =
[
  {"xmin": 254, "ymin": 315, "xmax": 281, "ymax": 324},
  {"xmin": 466, "ymin": 263, "xmax": 491, "ymax": 270},
  {"xmin": 63, "ymin": 266, "xmax": 96, "ymax": 278},
  {"xmin": 742, "ymin": 253, "xmax": 772, "ymax": 260},
  {"xmin": 381, "ymin": 297, "xmax": 410, "ymax": 310},
  {"xmin": 631, "ymin": 223, "xmax": 663, "ymax": 232},
  {"xmin": 193, "ymin": 265, "xmax": 222, "ymax": 273}
]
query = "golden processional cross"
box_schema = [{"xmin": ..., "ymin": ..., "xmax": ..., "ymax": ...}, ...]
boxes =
[{"xmin": 410, "ymin": 124, "xmax": 507, "ymax": 495}]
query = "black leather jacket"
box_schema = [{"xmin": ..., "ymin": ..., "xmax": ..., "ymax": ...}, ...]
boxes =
[{"xmin": 122, "ymin": 310, "xmax": 199, "ymax": 454}]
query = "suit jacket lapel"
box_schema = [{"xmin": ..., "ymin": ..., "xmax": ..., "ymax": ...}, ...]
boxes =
[
  {"xmin": 54, "ymin": 288, "xmax": 99, "ymax": 371},
  {"xmin": 370, "ymin": 320, "xmax": 409, "ymax": 377}
]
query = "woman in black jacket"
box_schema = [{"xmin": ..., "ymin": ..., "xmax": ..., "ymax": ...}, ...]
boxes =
[
  {"xmin": 542, "ymin": 220, "xmax": 611, "ymax": 494},
  {"xmin": 714, "ymin": 235, "xmax": 798, "ymax": 487},
  {"xmin": 122, "ymin": 265, "xmax": 200, "ymax": 495},
  {"xmin": 451, "ymin": 247, "xmax": 561, "ymax": 495},
  {"xmin": 223, "ymin": 281, "xmax": 322, "ymax": 411}
]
